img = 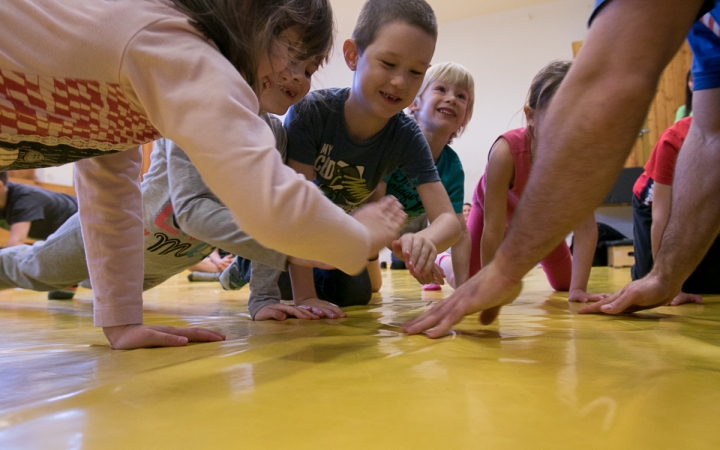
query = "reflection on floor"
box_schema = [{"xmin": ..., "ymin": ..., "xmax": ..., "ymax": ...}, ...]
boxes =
[{"xmin": 1, "ymin": 267, "xmax": 719, "ymax": 449}]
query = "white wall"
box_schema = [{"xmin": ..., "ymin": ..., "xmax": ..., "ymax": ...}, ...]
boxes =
[{"xmin": 314, "ymin": 0, "xmax": 594, "ymax": 200}]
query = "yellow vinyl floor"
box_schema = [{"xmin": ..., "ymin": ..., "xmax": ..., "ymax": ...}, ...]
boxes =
[{"xmin": 1, "ymin": 266, "xmax": 719, "ymax": 450}]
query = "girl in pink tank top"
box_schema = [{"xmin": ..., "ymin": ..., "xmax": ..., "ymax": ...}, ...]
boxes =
[{"xmin": 467, "ymin": 61, "xmax": 608, "ymax": 303}]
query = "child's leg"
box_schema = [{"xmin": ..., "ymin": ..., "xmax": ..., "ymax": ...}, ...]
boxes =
[
  {"xmin": 631, "ymin": 195, "xmax": 654, "ymax": 281},
  {"xmin": 466, "ymin": 205, "xmax": 484, "ymax": 277},
  {"xmin": 540, "ymin": 241, "xmax": 573, "ymax": 291},
  {"xmin": 313, "ymin": 268, "xmax": 372, "ymax": 307},
  {"xmin": 247, "ymin": 262, "xmax": 282, "ymax": 319},
  {"xmin": 436, "ymin": 252, "xmax": 455, "ymax": 288},
  {"xmin": 0, "ymin": 214, "xmax": 88, "ymax": 291}
]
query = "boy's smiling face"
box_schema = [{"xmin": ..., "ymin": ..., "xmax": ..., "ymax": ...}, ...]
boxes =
[{"xmin": 345, "ymin": 22, "xmax": 435, "ymax": 121}]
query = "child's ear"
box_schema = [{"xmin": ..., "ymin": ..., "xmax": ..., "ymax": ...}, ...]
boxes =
[
  {"xmin": 343, "ymin": 39, "xmax": 360, "ymax": 71},
  {"xmin": 407, "ymin": 98, "xmax": 420, "ymax": 112},
  {"xmin": 523, "ymin": 106, "xmax": 534, "ymax": 127}
]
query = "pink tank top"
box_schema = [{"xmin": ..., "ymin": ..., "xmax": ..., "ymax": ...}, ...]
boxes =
[{"xmin": 472, "ymin": 128, "xmax": 532, "ymax": 223}]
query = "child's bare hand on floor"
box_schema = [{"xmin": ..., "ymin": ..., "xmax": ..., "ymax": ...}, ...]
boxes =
[
  {"xmin": 353, "ymin": 196, "xmax": 406, "ymax": 259},
  {"xmin": 391, "ymin": 234, "xmax": 437, "ymax": 278},
  {"xmin": 254, "ymin": 303, "xmax": 320, "ymax": 321},
  {"xmin": 103, "ymin": 324, "xmax": 226, "ymax": 350},
  {"xmin": 294, "ymin": 297, "xmax": 347, "ymax": 319},
  {"xmin": 567, "ymin": 289, "xmax": 610, "ymax": 303},
  {"xmin": 412, "ymin": 263, "xmax": 445, "ymax": 286}
]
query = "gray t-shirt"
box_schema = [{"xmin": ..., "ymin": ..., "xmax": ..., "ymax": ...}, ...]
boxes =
[{"xmin": 285, "ymin": 88, "xmax": 440, "ymax": 213}]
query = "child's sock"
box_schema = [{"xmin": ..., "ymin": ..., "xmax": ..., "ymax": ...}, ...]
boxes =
[
  {"xmin": 219, "ymin": 257, "xmax": 249, "ymax": 291},
  {"xmin": 187, "ymin": 271, "xmax": 221, "ymax": 282}
]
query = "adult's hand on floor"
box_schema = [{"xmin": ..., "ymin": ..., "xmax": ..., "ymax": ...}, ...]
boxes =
[
  {"xmin": 669, "ymin": 291, "xmax": 703, "ymax": 305},
  {"xmin": 294, "ymin": 297, "xmax": 347, "ymax": 319},
  {"xmin": 254, "ymin": 303, "xmax": 320, "ymax": 321},
  {"xmin": 401, "ymin": 261, "xmax": 522, "ymax": 338},
  {"xmin": 568, "ymin": 289, "xmax": 610, "ymax": 303},
  {"xmin": 103, "ymin": 324, "xmax": 226, "ymax": 350},
  {"xmin": 578, "ymin": 274, "xmax": 679, "ymax": 315}
]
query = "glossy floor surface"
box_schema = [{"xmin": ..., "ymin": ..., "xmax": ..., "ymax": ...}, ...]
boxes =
[{"xmin": 1, "ymin": 267, "xmax": 719, "ymax": 449}]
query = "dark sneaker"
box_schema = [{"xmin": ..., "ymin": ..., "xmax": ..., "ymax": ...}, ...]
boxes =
[
  {"xmin": 187, "ymin": 271, "xmax": 221, "ymax": 282},
  {"xmin": 48, "ymin": 286, "xmax": 77, "ymax": 300}
]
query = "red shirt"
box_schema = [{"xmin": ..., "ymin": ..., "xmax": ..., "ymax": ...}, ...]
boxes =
[{"xmin": 632, "ymin": 117, "xmax": 693, "ymax": 203}]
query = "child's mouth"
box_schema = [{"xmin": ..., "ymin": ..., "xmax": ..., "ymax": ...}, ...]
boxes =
[
  {"xmin": 380, "ymin": 91, "xmax": 402, "ymax": 103},
  {"xmin": 280, "ymin": 85, "xmax": 297, "ymax": 100},
  {"xmin": 437, "ymin": 108, "xmax": 456, "ymax": 118}
]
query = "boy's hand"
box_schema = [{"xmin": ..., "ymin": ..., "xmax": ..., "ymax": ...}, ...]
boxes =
[
  {"xmin": 254, "ymin": 303, "xmax": 321, "ymax": 321},
  {"xmin": 353, "ymin": 196, "xmax": 406, "ymax": 258},
  {"xmin": 391, "ymin": 234, "xmax": 437, "ymax": 278},
  {"xmin": 294, "ymin": 297, "xmax": 347, "ymax": 319},
  {"xmin": 568, "ymin": 289, "xmax": 610, "ymax": 303},
  {"xmin": 287, "ymin": 255, "xmax": 335, "ymax": 270},
  {"xmin": 103, "ymin": 324, "xmax": 226, "ymax": 350},
  {"xmin": 578, "ymin": 274, "xmax": 678, "ymax": 315},
  {"xmin": 402, "ymin": 261, "xmax": 522, "ymax": 338}
]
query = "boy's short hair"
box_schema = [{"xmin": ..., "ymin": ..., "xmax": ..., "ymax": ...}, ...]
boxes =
[
  {"xmin": 0, "ymin": 172, "xmax": 7, "ymax": 184},
  {"xmin": 352, "ymin": 0, "xmax": 437, "ymax": 54},
  {"xmin": 409, "ymin": 62, "xmax": 475, "ymax": 143}
]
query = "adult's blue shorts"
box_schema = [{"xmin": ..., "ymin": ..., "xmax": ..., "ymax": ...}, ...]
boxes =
[{"xmin": 590, "ymin": 0, "xmax": 720, "ymax": 91}]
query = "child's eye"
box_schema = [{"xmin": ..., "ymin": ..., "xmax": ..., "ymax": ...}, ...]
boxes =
[
  {"xmin": 410, "ymin": 70, "xmax": 424, "ymax": 76},
  {"xmin": 457, "ymin": 93, "xmax": 467, "ymax": 100},
  {"xmin": 381, "ymin": 60, "xmax": 395, "ymax": 68},
  {"xmin": 435, "ymin": 86, "xmax": 446, "ymax": 92}
]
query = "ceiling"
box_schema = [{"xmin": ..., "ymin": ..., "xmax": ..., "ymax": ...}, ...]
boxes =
[{"xmin": 330, "ymin": 0, "xmax": 562, "ymax": 25}]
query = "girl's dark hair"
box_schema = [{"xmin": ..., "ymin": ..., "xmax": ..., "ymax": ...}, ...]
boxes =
[
  {"xmin": 527, "ymin": 60, "xmax": 571, "ymax": 113},
  {"xmin": 352, "ymin": 0, "xmax": 437, "ymax": 54},
  {"xmin": 170, "ymin": 0, "xmax": 334, "ymax": 94},
  {"xmin": 683, "ymin": 70, "xmax": 693, "ymax": 118}
]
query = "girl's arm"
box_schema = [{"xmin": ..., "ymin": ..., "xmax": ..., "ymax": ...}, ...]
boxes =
[
  {"xmin": 568, "ymin": 213, "xmax": 607, "ymax": 302},
  {"xmin": 450, "ymin": 213, "xmax": 471, "ymax": 287},
  {"xmin": 76, "ymin": 149, "xmax": 225, "ymax": 349},
  {"xmin": 480, "ymin": 139, "xmax": 514, "ymax": 267},
  {"xmin": 650, "ymin": 182, "xmax": 672, "ymax": 259}
]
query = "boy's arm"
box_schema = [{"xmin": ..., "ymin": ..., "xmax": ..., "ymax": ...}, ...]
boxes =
[
  {"xmin": 650, "ymin": 182, "xmax": 672, "ymax": 259},
  {"xmin": 286, "ymin": 158, "xmax": 346, "ymax": 319},
  {"xmin": 7, "ymin": 221, "xmax": 31, "ymax": 247},
  {"xmin": 405, "ymin": 181, "xmax": 459, "ymax": 278},
  {"xmin": 480, "ymin": 140, "xmax": 514, "ymax": 267},
  {"xmin": 166, "ymin": 141, "xmax": 287, "ymax": 271},
  {"xmin": 568, "ymin": 213, "xmax": 607, "ymax": 302}
]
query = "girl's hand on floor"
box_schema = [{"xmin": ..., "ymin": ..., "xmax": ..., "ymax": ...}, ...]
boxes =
[
  {"xmin": 294, "ymin": 297, "xmax": 347, "ymax": 319},
  {"xmin": 391, "ymin": 234, "xmax": 436, "ymax": 278},
  {"xmin": 568, "ymin": 289, "xmax": 609, "ymax": 303},
  {"xmin": 103, "ymin": 324, "xmax": 226, "ymax": 350},
  {"xmin": 254, "ymin": 303, "xmax": 320, "ymax": 321}
]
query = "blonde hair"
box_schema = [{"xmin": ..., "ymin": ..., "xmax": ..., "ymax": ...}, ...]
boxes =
[{"xmin": 408, "ymin": 62, "xmax": 475, "ymax": 143}]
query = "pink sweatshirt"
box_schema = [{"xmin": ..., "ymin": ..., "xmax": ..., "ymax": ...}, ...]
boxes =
[{"xmin": 0, "ymin": 0, "xmax": 370, "ymax": 327}]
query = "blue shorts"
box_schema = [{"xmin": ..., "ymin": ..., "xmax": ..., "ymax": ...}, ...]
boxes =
[{"xmin": 590, "ymin": 0, "xmax": 720, "ymax": 91}]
